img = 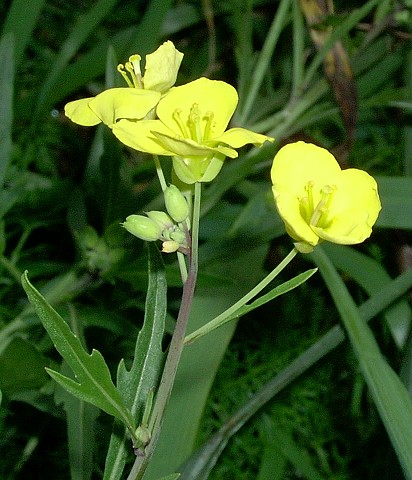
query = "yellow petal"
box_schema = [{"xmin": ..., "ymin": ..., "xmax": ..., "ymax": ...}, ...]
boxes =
[
  {"xmin": 65, "ymin": 97, "xmax": 101, "ymax": 126},
  {"xmin": 271, "ymin": 141, "xmax": 341, "ymax": 199},
  {"xmin": 156, "ymin": 78, "xmax": 238, "ymax": 136},
  {"xmin": 214, "ymin": 127, "xmax": 274, "ymax": 148},
  {"xmin": 88, "ymin": 88, "xmax": 161, "ymax": 126},
  {"xmin": 112, "ymin": 119, "xmax": 174, "ymax": 155},
  {"xmin": 143, "ymin": 41, "xmax": 184, "ymax": 93},
  {"xmin": 312, "ymin": 169, "xmax": 381, "ymax": 244},
  {"xmin": 272, "ymin": 189, "xmax": 320, "ymax": 246}
]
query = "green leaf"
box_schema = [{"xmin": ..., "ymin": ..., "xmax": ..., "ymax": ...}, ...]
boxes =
[
  {"xmin": 376, "ymin": 176, "xmax": 412, "ymax": 230},
  {"xmin": 37, "ymin": 0, "xmax": 173, "ymax": 111},
  {"xmin": 0, "ymin": 337, "xmax": 49, "ymax": 395},
  {"xmin": 323, "ymin": 243, "xmax": 411, "ymax": 348},
  {"xmin": 0, "ymin": 32, "xmax": 14, "ymax": 193},
  {"xmin": 258, "ymin": 416, "xmax": 325, "ymax": 480},
  {"xmin": 56, "ymin": 362, "xmax": 99, "ymax": 480},
  {"xmin": 103, "ymin": 243, "xmax": 167, "ymax": 480},
  {"xmin": 312, "ymin": 246, "xmax": 412, "ymax": 480},
  {"xmin": 225, "ymin": 269, "xmax": 317, "ymax": 322},
  {"xmin": 179, "ymin": 264, "xmax": 412, "ymax": 479},
  {"xmin": 21, "ymin": 271, "xmax": 135, "ymax": 431},
  {"xmin": 34, "ymin": 0, "xmax": 119, "ymax": 117},
  {"xmin": 1, "ymin": 0, "xmax": 46, "ymax": 66},
  {"xmin": 145, "ymin": 245, "xmax": 269, "ymax": 478}
]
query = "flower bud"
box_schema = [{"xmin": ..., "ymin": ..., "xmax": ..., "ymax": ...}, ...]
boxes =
[
  {"xmin": 122, "ymin": 214, "xmax": 161, "ymax": 241},
  {"xmin": 170, "ymin": 229, "xmax": 186, "ymax": 244},
  {"xmin": 162, "ymin": 240, "xmax": 181, "ymax": 253},
  {"xmin": 164, "ymin": 184, "xmax": 189, "ymax": 223},
  {"xmin": 146, "ymin": 210, "xmax": 174, "ymax": 230}
]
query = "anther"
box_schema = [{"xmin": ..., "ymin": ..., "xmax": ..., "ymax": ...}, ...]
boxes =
[
  {"xmin": 203, "ymin": 111, "xmax": 214, "ymax": 141},
  {"xmin": 172, "ymin": 109, "xmax": 190, "ymax": 137},
  {"xmin": 117, "ymin": 64, "xmax": 133, "ymax": 88}
]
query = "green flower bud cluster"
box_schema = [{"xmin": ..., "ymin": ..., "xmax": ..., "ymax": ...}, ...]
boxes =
[{"xmin": 122, "ymin": 184, "xmax": 190, "ymax": 254}]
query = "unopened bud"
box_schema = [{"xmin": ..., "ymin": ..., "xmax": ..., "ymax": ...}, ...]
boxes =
[
  {"xmin": 122, "ymin": 214, "xmax": 161, "ymax": 241},
  {"xmin": 134, "ymin": 424, "xmax": 151, "ymax": 449},
  {"xmin": 164, "ymin": 184, "xmax": 189, "ymax": 223},
  {"xmin": 162, "ymin": 240, "xmax": 180, "ymax": 253},
  {"xmin": 146, "ymin": 210, "xmax": 174, "ymax": 230},
  {"xmin": 170, "ymin": 229, "xmax": 186, "ymax": 244}
]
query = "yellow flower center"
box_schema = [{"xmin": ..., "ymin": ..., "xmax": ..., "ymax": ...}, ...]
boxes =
[
  {"xmin": 117, "ymin": 54, "xmax": 143, "ymax": 89},
  {"xmin": 300, "ymin": 182, "xmax": 337, "ymax": 229},
  {"xmin": 172, "ymin": 104, "xmax": 215, "ymax": 143}
]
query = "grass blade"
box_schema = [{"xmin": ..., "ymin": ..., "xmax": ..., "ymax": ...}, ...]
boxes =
[
  {"xmin": 34, "ymin": 0, "xmax": 119, "ymax": 116},
  {"xmin": 312, "ymin": 246, "xmax": 412, "ymax": 480},
  {"xmin": 1, "ymin": 0, "xmax": 46, "ymax": 66},
  {"xmin": 0, "ymin": 32, "xmax": 14, "ymax": 192}
]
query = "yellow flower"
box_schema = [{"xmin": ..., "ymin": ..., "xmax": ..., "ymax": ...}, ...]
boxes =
[
  {"xmin": 112, "ymin": 77, "xmax": 274, "ymax": 183},
  {"xmin": 271, "ymin": 142, "xmax": 381, "ymax": 253},
  {"xmin": 64, "ymin": 41, "xmax": 183, "ymax": 127}
]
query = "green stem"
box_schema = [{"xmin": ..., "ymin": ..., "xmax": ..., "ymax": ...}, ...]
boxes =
[
  {"xmin": 184, "ymin": 247, "xmax": 298, "ymax": 345},
  {"xmin": 236, "ymin": 0, "xmax": 291, "ymax": 125},
  {"xmin": 177, "ymin": 251, "xmax": 188, "ymax": 284},
  {"xmin": 127, "ymin": 183, "xmax": 202, "ymax": 480},
  {"xmin": 153, "ymin": 155, "xmax": 167, "ymax": 192},
  {"xmin": 0, "ymin": 255, "xmax": 22, "ymax": 284}
]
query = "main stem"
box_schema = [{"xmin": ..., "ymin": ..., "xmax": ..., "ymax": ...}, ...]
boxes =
[{"xmin": 127, "ymin": 182, "xmax": 202, "ymax": 480}]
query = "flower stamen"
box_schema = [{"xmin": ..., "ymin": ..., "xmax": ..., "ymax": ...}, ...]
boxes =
[
  {"xmin": 117, "ymin": 64, "xmax": 134, "ymax": 88},
  {"xmin": 203, "ymin": 111, "xmax": 214, "ymax": 141},
  {"xmin": 117, "ymin": 55, "xmax": 143, "ymax": 89},
  {"xmin": 172, "ymin": 109, "xmax": 190, "ymax": 138},
  {"xmin": 310, "ymin": 184, "xmax": 336, "ymax": 228}
]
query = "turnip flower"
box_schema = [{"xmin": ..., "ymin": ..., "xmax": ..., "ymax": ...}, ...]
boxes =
[
  {"xmin": 64, "ymin": 41, "xmax": 183, "ymax": 127},
  {"xmin": 271, "ymin": 141, "xmax": 381, "ymax": 253},
  {"xmin": 112, "ymin": 77, "xmax": 273, "ymax": 183}
]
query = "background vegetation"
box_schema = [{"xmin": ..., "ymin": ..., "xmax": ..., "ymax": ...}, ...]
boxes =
[{"xmin": 1, "ymin": 0, "xmax": 412, "ymax": 479}]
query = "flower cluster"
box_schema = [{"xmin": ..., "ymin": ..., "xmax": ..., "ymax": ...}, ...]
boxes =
[
  {"xmin": 65, "ymin": 41, "xmax": 273, "ymax": 185},
  {"xmin": 271, "ymin": 142, "xmax": 381, "ymax": 252}
]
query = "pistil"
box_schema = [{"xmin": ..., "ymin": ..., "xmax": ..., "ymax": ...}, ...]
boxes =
[
  {"xmin": 310, "ymin": 184, "xmax": 336, "ymax": 228},
  {"xmin": 188, "ymin": 104, "xmax": 202, "ymax": 142}
]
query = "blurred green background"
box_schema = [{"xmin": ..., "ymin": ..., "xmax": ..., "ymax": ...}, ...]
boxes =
[{"xmin": 1, "ymin": 0, "xmax": 412, "ymax": 478}]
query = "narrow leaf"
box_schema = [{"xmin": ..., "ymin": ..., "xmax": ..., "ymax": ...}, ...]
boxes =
[
  {"xmin": 34, "ymin": 0, "xmax": 119, "ymax": 116},
  {"xmin": 56, "ymin": 362, "xmax": 99, "ymax": 480},
  {"xmin": 103, "ymin": 243, "xmax": 167, "ymax": 480},
  {"xmin": 1, "ymin": 0, "xmax": 46, "ymax": 66},
  {"xmin": 0, "ymin": 32, "xmax": 14, "ymax": 192},
  {"xmin": 230, "ymin": 269, "xmax": 317, "ymax": 320},
  {"xmin": 312, "ymin": 246, "xmax": 412, "ymax": 480},
  {"xmin": 184, "ymin": 267, "xmax": 317, "ymax": 344},
  {"xmin": 21, "ymin": 271, "xmax": 134, "ymax": 431}
]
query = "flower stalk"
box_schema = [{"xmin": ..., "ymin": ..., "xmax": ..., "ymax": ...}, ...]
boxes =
[{"xmin": 127, "ymin": 182, "xmax": 202, "ymax": 480}]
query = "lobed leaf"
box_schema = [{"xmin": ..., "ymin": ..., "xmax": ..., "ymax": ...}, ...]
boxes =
[{"xmin": 21, "ymin": 271, "xmax": 134, "ymax": 431}]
